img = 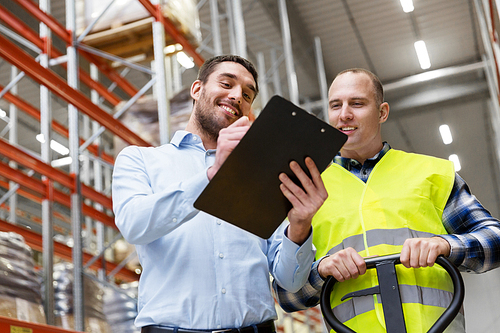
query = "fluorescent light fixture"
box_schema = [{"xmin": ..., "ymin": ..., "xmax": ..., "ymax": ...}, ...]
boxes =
[
  {"xmin": 449, "ymin": 154, "xmax": 461, "ymax": 172},
  {"xmin": 400, "ymin": 0, "xmax": 414, "ymax": 13},
  {"xmin": 36, "ymin": 134, "xmax": 69, "ymax": 155},
  {"xmin": 51, "ymin": 156, "xmax": 72, "ymax": 168},
  {"xmin": 36, "ymin": 134, "xmax": 46, "ymax": 143},
  {"xmin": 439, "ymin": 124, "xmax": 453, "ymax": 145},
  {"xmin": 164, "ymin": 45, "xmax": 177, "ymax": 54},
  {"xmin": 414, "ymin": 40, "xmax": 431, "ymax": 69},
  {"xmin": 0, "ymin": 109, "xmax": 6, "ymax": 118},
  {"xmin": 50, "ymin": 140, "xmax": 70, "ymax": 155},
  {"xmin": 176, "ymin": 52, "xmax": 195, "ymax": 69}
]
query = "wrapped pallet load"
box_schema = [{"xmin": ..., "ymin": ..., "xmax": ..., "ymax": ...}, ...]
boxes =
[
  {"xmin": 76, "ymin": 0, "xmax": 201, "ymax": 60},
  {"xmin": 0, "ymin": 231, "xmax": 46, "ymax": 323},
  {"xmin": 104, "ymin": 282, "xmax": 140, "ymax": 333},
  {"xmin": 53, "ymin": 262, "xmax": 110, "ymax": 333}
]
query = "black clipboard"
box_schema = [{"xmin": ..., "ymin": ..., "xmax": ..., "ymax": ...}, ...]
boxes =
[{"xmin": 194, "ymin": 95, "xmax": 347, "ymax": 239}]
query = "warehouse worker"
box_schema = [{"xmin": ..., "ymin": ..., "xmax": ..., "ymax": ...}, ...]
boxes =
[
  {"xmin": 112, "ymin": 55, "xmax": 328, "ymax": 333},
  {"xmin": 273, "ymin": 68, "xmax": 500, "ymax": 332}
]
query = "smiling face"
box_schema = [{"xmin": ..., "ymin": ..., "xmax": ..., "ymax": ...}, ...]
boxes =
[
  {"xmin": 189, "ymin": 61, "xmax": 257, "ymax": 146},
  {"xmin": 328, "ymin": 71, "xmax": 389, "ymax": 164}
]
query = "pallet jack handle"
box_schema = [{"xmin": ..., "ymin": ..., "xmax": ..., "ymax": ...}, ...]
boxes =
[{"xmin": 320, "ymin": 254, "xmax": 465, "ymax": 333}]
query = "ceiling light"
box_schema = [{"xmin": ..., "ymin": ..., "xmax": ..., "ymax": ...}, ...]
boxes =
[
  {"xmin": 0, "ymin": 109, "xmax": 6, "ymax": 118},
  {"xmin": 449, "ymin": 154, "xmax": 461, "ymax": 172},
  {"xmin": 50, "ymin": 140, "xmax": 69, "ymax": 155},
  {"xmin": 36, "ymin": 134, "xmax": 69, "ymax": 155},
  {"xmin": 414, "ymin": 40, "xmax": 431, "ymax": 69},
  {"xmin": 439, "ymin": 124, "xmax": 453, "ymax": 145},
  {"xmin": 176, "ymin": 52, "xmax": 194, "ymax": 69},
  {"xmin": 400, "ymin": 0, "xmax": 414, "ymax": 13},
  {"xmin": 51, "ymin": 156, "xmax": 72, "ymax": 168}
]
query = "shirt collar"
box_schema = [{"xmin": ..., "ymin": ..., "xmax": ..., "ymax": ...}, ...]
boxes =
[
  {"xmin": 334, "ymin": 142, "xmax": 391, "ymax": 169},
  {"xmin": 170, "ymin": 130, "xmax": 203, "ymax": 148}
]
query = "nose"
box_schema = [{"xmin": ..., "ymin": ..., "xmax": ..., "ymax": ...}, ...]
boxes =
[
  {"xmin": 228, "ymin": 87, "xmax": 243, "ymax": 104},
  {"xmin": 339, "ymin": 105, "xmax": 353, "ymax": 121}
]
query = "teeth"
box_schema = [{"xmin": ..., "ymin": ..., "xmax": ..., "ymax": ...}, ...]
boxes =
[
  {"xmin": 341, "ymin": 127, "xmax": 356, "ymax": 131},
  {"xmin": 221, "ymin": 105, "xmax": 236, "ymax": 115}
]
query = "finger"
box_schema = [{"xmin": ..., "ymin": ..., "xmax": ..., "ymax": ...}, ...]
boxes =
[
  {"xmin": 304, "ymin": 157, "xmax": 328, "ymax": 199},
  {"xmin": 228, "ymin": 115, "xmax": 250, "ymax": 128}
]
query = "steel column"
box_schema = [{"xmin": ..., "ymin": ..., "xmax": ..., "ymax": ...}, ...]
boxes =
[
  {"xmin": 257, "ymin": 52, "xmax": 269, "ymax": 109},
  {"xmin": 232, "ymin": 0, "xmax": 247, "ymax": 58},
  {"xmin": 210, "ymin": 0, "xmax": 223, "ymax": 55},
  {"xmin": 153, "ymin": 19, "xmax": 171, "ymax": 145},
  {"xmin": 8, "ymin": 66, "xmax": 18, "ymax": 226},
  {"xmin": 278, "ymin": 0, "xmax": 299, "ymax": 105},
  {"xmin": 314, "ymin": 37, "xmax": 329, "ymax": 122},
  {"xmin": 270, "ymin": 49, "xmax": 282, "ymax": 96}
]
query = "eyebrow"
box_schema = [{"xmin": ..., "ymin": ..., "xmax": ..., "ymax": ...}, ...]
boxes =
[{"xmin": 218, "ymin": 72, "xmax": 257, "ymax": 94}]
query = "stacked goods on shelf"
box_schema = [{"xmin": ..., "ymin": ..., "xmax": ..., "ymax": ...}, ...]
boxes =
[
  {"xmin": 0, "ymin": 231, "xmax": 46, "ymax": 324},
  {"xmin": 53, "ymin": 262, "xmax": 111, "ymax": 333},
  {"xmin": 76, "ymin": 0, "xmax": 201, "ymax": 60},
  {"xmin": 104, "ymin": 282, "xmax": 140, "ymax": 333}
]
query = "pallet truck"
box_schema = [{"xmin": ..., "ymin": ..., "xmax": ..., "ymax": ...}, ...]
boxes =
[{"xmin": 320, "ymin": 254, "xmax": 465, "ymax": 333}]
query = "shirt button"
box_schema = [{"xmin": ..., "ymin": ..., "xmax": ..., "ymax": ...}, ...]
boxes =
[
  {"xmin": 216, "ymin": 221, "xmax": 221, "ymax": 225},
  {"xmin": 219, "ymin": 253, "xmax": 224, "ymax": 259},
  {"xmin": 221, "ymin": 288, "xmax": 226, "ymax": 294},
  {"xmin": 217, "ymin": 326, "xmax": 221, "ymax": 329},
  {"xmin": 207, "ymin": 152, "xmax": 211, "ymax": 156},
  {"xmin": 298, "ymin": 252, "xmax": 303, "ymax": 256},
  {"xmin": 172, "ymin": 218, "xmax": 177, "ymax": 223}
]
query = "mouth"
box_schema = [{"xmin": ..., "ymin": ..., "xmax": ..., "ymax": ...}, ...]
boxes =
[
  {"xmin": 219, "ymin": 103, "xmax": 239, "ymax": 117},
  {"xmin": 338, "ymin": 126, "xmax": 357, "ymax": 133}
]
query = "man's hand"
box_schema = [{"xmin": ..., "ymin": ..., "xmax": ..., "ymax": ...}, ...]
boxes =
[
  {"xmin": 207, "ymin": 116, "xmax": 250, "ymax": 180},
  {"xmin": 317, "ymin": 247, "xmax": 366, "ymax": 282},
  {"xmin": 400, "ymin": 236, "xmax": 451, "ymax": 268},
  {"xmin": 279, "ymin": 157, "xmax": 328, "ymax": 245}
]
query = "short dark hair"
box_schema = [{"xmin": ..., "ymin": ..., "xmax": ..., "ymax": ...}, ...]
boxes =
[
  {"xmin": 336, "ymin": 68, "xmax": 384, "ymax": 106},
  {"xmin": 197, "ymin": 55, "xmax": 259, "ymax": 97}
]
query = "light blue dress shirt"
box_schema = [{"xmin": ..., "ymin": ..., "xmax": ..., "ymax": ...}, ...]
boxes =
[{"xmin": 112, "ymin": 131, "xmax": 315, "ymax": 329}]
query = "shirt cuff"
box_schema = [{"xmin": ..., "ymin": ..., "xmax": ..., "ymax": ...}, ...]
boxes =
[
  {"xmin": 437, "ymin": 234, "xmax": 465, "ymax": 267},
  {"xmin": 281, "ymin": 225, "xmax": 315, "ymax": 264},
  {"xmin": 309, "ymin": 256, "xmax": 328, "ymax": 290}
]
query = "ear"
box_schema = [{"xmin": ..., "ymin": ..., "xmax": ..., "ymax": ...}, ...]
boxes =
[
  {"xmin": 190, "ymin": 80, "xmax": 202, "ymax": 101},
  {"xmin": 379, "ymin": 102, "xmax": 389, "ymax": 124}
]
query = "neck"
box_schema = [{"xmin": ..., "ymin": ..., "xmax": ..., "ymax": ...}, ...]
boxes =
[
  {"xmin": 185, "ymin": 114, "xmax": 217, "ymax": 150},
  {"xmin": 340, "ymin": 142, "xmax": 384, "ymax": 165}
]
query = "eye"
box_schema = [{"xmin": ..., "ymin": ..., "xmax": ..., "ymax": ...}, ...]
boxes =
[
  {"xmin": 243, "ymin": 92, "xmax": 252, "ymax": 101},
  {"xmin": 220, "ymin": 82, "xmax": 231, "ymax": 88}
]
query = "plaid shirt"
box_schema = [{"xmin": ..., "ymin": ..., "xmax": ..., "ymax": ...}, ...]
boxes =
[{"xmin": 273, "ymin": 143, "xmax": 500, "ymax": 312}]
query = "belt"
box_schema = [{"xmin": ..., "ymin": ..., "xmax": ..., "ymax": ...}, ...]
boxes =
[{"xmin": 141, "ymin": 320, "xmax": 276, "ymax": 333}]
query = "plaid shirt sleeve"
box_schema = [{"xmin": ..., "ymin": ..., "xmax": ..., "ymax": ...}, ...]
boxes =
[
  {"xmin": 272, "ymin": 257, "xmax": 326, "ymax": 312},
  {"xmin": 439, "ymin": 174, "xmax": 500, "ymax": 273}
]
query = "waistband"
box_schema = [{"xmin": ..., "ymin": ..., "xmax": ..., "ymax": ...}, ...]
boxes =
[{"xmin": 141, "ymin": 320, "xmax": 276, "ymax": 333}]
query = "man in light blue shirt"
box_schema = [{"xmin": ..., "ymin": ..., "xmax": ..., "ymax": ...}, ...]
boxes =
[{"xmin": 112, "ymin": 55, "xmax": 328, "ymax": 333}]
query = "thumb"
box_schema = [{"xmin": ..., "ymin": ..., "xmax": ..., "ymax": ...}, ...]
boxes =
[{"xmin": 230, "ymin": 116, "xmax": 250, "ymax": 127}]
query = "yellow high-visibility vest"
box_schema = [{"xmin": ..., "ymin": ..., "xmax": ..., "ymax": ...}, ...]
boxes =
[{"xmin": 314, "ymin": 149, "xmax": 464, "ymax": 332}]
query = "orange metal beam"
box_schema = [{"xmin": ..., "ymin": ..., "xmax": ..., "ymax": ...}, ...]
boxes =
[
  {"xmin": 0, "ymin": 219, "xmax": 138, "ymax": 283},
  {"xmin": 0, "ymin": 4, "xmax": 123, "ymax": 107},
  {"xmin": 0, "ymin": 160, "xmax": 115, "ymax": 229},
  {"xmin": 137, "ymin": 0, "xmax": 204, "ymax": 67},
  {"xmin": 0, "ymin": 315, "xmax": 81, "ymax": 333},
  {"xmin": 0, "ymin": 34, "xmax": 150, "ymax": 147},
  {"xmin": 0, "ymin": 83, "xmax": 115, "ymax": 165},
  {"xmin": 9, "ymin": 0, "xmax": 140, "ymax": 98}
]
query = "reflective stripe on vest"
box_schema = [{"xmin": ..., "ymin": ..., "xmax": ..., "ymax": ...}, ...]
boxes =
[
  {"xmin": 313, "ymin": 149, "xmax": 459, "ymax": 332},
  {"xmin": 332, "ymin": 284, "xmax": 464, "ymax": 323}
]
